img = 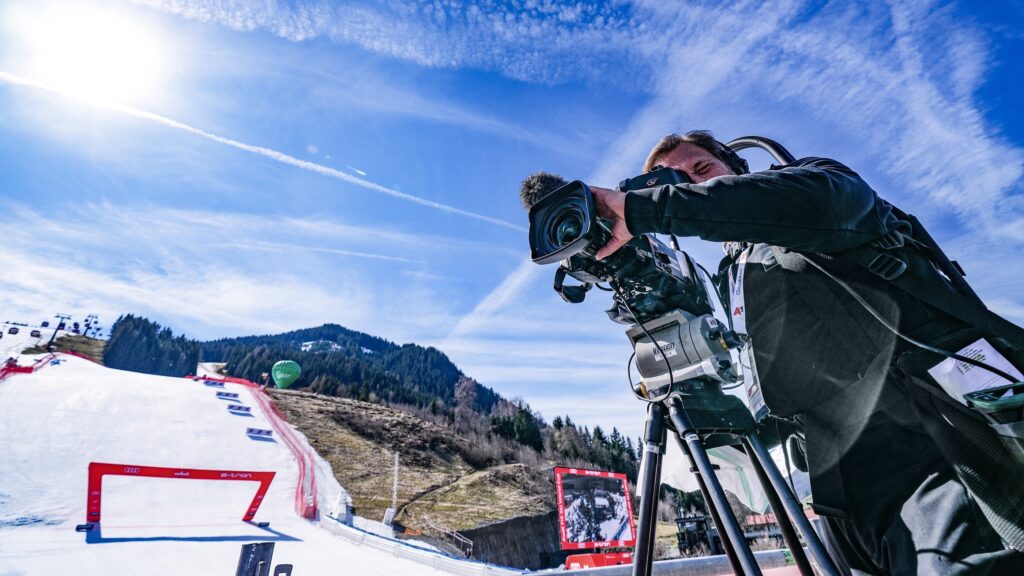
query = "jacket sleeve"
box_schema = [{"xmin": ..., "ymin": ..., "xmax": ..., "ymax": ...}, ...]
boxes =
[{"xmin": 624, "ymin": 157, "xmax": 905, "ymax": 253}]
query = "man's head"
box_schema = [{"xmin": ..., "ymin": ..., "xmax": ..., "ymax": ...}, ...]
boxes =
[{"xmin": 643, "ymin": 131, "xmax": 749, "ymax": 183}]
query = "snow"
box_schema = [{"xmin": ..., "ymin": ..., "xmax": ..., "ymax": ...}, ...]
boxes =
[
  {"xmin": 195, "ymin": 362, "xmax": 227, "ymax": 378},
  {"xmin": 300, "ymin": 340, "xmax": 342, "ymax": 353},
  {"xmin": 0, "ymin": 353, "xmax": 519, "ymax": 575}
]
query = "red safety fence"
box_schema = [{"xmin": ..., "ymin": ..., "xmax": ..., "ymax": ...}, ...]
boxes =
[
  {"xmin": 249, "ymin": 388, "xmax": 318, "ymax": 518},
  {"xmin": 58, "ymin": 349, "xmax": 100, "ymax": 364},
  {"xmin": 188, "ymin": 374, "xmax": 259, "ymax": 387},
  {"xmin": 188, "ymin": 374, "xmax": 318, "ymax": 519},
  {"xmin": 0, "ymin": 353, "xmax": 56, "ymax": 383},
  {"xmin": 85, "ymin": 462, "xmax": 275, "ymax": 523}
]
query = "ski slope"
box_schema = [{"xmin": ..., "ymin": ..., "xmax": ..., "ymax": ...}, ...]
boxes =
[{"xmin": 0, "ymin": 353, "xmax": 519, "ymax": 575}]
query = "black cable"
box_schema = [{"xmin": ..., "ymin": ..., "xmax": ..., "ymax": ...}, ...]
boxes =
[
  {"xmin": 612, "ymin": 281, "xmax": 675, "ymax": 400},
  {"xmin": 627, "ymin": 351, "xmax": 637, "ymax": 390},
  {"xmin": 800, "ymin": 255, "xmax": 1020, "ymax": 385}
]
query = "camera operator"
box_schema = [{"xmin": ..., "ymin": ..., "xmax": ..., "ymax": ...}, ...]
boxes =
[{"xmin": 587, "ymin": 131, "xmax": 1024, "ymax": 575}]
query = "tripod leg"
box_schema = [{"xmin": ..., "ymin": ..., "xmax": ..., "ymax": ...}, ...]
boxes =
[
  {"xmin": 672, "ymin": 433, "xmax": 745, "ymax": 576},
  {"xmin": 632, "ymin": 402, "xmax": 667, "ymax": 576},
  {"xmin": 744, "ymin": 433, "xmax": 840, "ymax": 576},
  {"xmin": 741, "ymin": 437, "xmax": 814, "ymax": 576},
  {"xmin": 667, "ymin": 397, "xmax": 762, "ymax": 576}
]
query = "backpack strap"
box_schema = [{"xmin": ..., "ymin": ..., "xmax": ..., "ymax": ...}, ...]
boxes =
[{"xmin": 842, "ymin": 231, "xmax": 1024, "ymax": 349}]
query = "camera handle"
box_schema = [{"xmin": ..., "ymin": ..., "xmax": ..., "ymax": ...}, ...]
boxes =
[
  {"xmin": 552, "ymin": 267, "xmax": 591, "ymax": 303},
  {"xmin": 631, "ymin": 394, "xmax": 840, "ymax": 576}
]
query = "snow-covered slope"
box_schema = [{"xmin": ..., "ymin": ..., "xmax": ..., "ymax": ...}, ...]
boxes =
[
  {"xmin": 0, "ymin": 353, "xmax": 516, "ymax": 575},
  {"xmin": 0, "ymin": 323, "xmax": 55, "ymax": 360}
]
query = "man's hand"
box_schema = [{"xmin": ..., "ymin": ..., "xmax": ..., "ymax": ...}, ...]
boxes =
[{"xmin": 590, "ymin": 185, "xmax": 633, "ymax": 260}]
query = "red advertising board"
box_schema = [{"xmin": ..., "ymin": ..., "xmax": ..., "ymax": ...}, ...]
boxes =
[
  {"xmin": 554, "ymin": 466, "xmax": 636, "ymax": 550},
  {"xmin": 565, "ymin": 551, "xmax": 634, "ymax": 570}
]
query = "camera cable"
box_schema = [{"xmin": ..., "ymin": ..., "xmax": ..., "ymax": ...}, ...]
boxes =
[
  {"xmin": 612, "ymin": 281, "xmax": 675, "ymax": 402},
  {"xmin": 799, "ymin": 254, "xmax": 1020, "ymax": 385}
]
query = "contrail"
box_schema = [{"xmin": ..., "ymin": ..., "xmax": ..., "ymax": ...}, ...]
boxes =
[
  {"xmin": 0, "ymin": 70, "xmax": 526, "ymax": 233},
  {"xmin": 232, "ymin": 240, "xmax": 420, "ymax": 264}
]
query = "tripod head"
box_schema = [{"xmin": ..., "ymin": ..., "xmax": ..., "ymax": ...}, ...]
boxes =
[{"xmin": 625, "ymin": 308, "xmax": 755, "ymax": 447}]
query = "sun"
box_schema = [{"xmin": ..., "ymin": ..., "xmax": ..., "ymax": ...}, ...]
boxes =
[{"xmin": 15, "ymin": 3, "xmax": 168, "ymax": 107}]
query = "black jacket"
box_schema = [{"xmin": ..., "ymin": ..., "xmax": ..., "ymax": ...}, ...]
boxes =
[
  {"xmin": 623, "ymin": 158, "xmax": 959, "ymax": 520},
  {"xmin": 622, "ymin": 157, "xmax": 1024, "ymax": 567},
  {"xmin": 624, "ymin": 157, "xmax": 903, "ymax": 253}
]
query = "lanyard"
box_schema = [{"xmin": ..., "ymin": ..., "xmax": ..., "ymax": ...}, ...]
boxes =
[
  {"xmin": 727, "ymin": 246, "xmax": 767, "ymax": 420},
  {"xmin": 728, "ymin": 248, "xmax": 750, "ymax": 336}
]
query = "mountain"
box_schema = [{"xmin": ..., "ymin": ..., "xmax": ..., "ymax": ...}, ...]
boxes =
[
  {"xmin": 87, "ymin": 317, "xmax": 708, "ymax": 568},
  {"xmin": 103, "ymin": 315, "xmax": 640, "ymax": 479}
]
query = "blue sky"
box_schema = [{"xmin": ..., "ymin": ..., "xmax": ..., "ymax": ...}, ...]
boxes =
[{"xmin": 1, "ymin": 0, "xmax": 1023, "ymax": 439}]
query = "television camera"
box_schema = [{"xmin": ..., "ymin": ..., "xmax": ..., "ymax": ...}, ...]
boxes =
[{"xmin": 524, "ymin": 137, "xmax": 839, "ymax": 576}]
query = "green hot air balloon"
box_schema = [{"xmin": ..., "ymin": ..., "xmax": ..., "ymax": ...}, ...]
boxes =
[{"xmin": 271, "ymin": 360, "xmax": 301, "ymax": 389}]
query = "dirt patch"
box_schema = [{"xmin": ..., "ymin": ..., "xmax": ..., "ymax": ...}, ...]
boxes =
[
  {"xmin": 270, "ymin": 389, "xmax": 473, "ymax": 525},
  {"xmin": 268, "ymin": 389, "xmax": 557, "ymax": 532},
  {"xmin": 400, "ymin": 463, "xmax": 555, "ymax": 531},
  {"xmin": 24, "ymin": 335, "xmax": 105, "ymax": 363}
]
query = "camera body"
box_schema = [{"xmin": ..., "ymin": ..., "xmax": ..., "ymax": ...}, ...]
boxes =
[{"xmin": 528, "ymin": 167, "xmax": 712, "ymax": 324}]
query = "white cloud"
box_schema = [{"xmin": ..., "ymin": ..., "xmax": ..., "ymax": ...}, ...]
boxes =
[
  {"xmin": 131, "ymin": 1, "xmax": 1024, "ymax": 235},
  {"xmin": 11, "ymin": 0, "xmax": 1023, "ymax": 439},
  {"xmin": 0, "ymin": 203, "xmax": 517, "ymax": 343},
  {"xmin": 427, "ymin": 0, "xmax": 1024, "ymax": 435},
  {"xmin": 134, "ymin": 0, "xmax": 648, "ymax": 84},
  {"xmin": 0, "ymin": 69, "xmax": 526, "ymax": 233}
]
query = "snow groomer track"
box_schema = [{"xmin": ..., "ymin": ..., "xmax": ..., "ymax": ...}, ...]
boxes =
[{"xmin": 0, "ymin": 353, "xmax": 521, "ymax": 575}]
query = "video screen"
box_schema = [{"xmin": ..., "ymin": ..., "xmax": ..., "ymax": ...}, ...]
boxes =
[{"xmin": 554, "ymin": 467, "xmax": 636, "ymax": 550}]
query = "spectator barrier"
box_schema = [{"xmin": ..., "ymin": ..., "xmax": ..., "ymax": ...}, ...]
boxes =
[{"xmin": 319, "ymin": 514, "xmax": 524, "ymax": 576}]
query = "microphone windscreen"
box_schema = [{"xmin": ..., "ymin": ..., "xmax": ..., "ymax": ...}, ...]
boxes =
[{"xmin": 519, "ymin": 171, "xmax": 568, "ymax": 211}]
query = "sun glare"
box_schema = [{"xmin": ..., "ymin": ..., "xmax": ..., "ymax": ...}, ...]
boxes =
[{"xmin": 17, "ymin": 3, "xmax": 168, "ymax": 106}]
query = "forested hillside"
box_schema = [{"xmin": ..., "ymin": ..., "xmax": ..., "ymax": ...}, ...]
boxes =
[
  {"xmin": 103, "ymin": 315, "xmax": 198, "ymax": 376},
  {"xmin": 103, "ymin": 316, "xmax": 640, "ymax": 481}
]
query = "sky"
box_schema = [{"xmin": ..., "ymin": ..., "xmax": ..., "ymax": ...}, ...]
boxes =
[{"xmin": 1, "ymin": 0, "xmax": 1023, "ymax": 440}]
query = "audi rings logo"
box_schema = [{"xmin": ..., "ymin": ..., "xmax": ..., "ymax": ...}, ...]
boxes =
[
  {"xmin": 123, "ymin": 467, "xmax": 141, "ymax": 474},
  {"xmin": 646, "ymin": 177, "xmax": 658, "ymax": 186}
]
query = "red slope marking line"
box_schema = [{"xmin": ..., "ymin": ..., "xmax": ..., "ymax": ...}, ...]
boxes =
[
  {"xmin": 190, "ymin": 374, "xmax": 318, "ymax": 519},
  {"xmin": 85, "ymin": 462, "xmax": 275, "ymax": 523}
]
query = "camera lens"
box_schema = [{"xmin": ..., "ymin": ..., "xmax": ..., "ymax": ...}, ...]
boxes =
[
  {"xmin": 555, "ymin": 214, "xmax": 582, "ymax": 245},
  {"xmin": 551, "ymin": 210, "xmax": 584, "ymax": 247},
  {"xmin": 529, "ymin": 180, "xmax": 596, "ymax": 265}
]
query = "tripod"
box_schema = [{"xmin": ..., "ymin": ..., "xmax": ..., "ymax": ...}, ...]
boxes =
[{"xmin": 630, "ymin": 387, "xmax": 840, "ymax": 576}]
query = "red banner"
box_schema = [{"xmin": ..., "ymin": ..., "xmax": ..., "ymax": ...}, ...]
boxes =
[
  {"xmin": 565, "ymin": 552, "xmax": 634, "ymax": 570},
  {"xmin": 85, "ymin": 462, "xmax": 275, "ymax": 523}
]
